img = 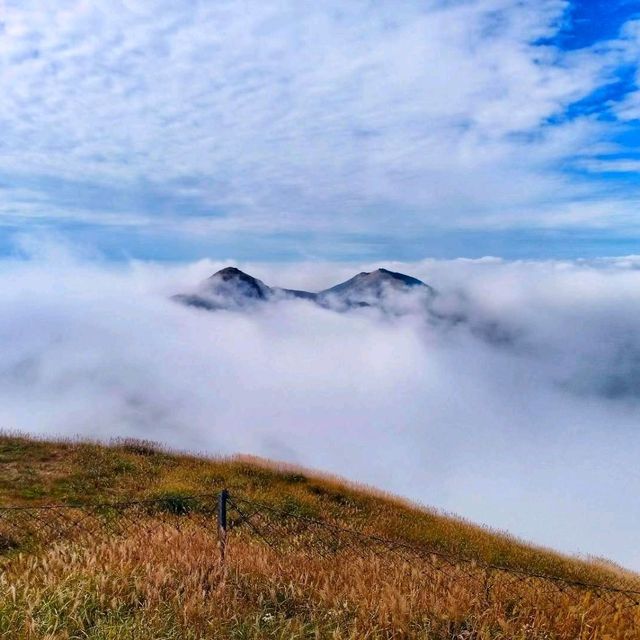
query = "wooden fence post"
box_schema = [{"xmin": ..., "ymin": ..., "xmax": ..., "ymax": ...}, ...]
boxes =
[{"xmin": 218, "ymin": 489, "xmax": 229, "ymax": 564}]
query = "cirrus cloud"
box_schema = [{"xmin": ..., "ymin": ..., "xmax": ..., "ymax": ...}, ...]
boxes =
[{"xmin": 0, "ymin": 1, "xmax": 639, "ymax": 257}]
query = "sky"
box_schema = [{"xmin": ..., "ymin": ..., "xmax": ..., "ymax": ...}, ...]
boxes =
[{"xmin": 0, "ymin": 0, "xmax": 639, "ymax": 260}]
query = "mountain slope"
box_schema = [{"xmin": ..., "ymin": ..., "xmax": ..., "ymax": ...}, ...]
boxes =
[
  {"xmin": 172, "ymin": 266, "xmax": 274, "ymax": 310},
  {"xmin": 0, "ymin": 434, "xmax": 637, "ymax": 639},
  {"xmin": 173, "ymin": 266, "xmax": 318, "ymax": 310},
  {"xmin": 318, "ymin": 267, "xmax": 434, "ymax": 310}
]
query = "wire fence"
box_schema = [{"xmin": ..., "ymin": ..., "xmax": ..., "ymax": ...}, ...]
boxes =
[
  {"xmin": 224, "ymin": 494, "xmax": 640, "ymax": 614},
  {"xmin": 0, "ymin": 493, "xmax": 220, "ymax": 553},
  {"xmin": 1, "ymin": 489, "xmax": 639, "ymax": 618}
]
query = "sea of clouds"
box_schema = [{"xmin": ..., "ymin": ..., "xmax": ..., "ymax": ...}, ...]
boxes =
[{"xmin": 2, "ymin": 241, "xmax": 640, "ymax": 569}]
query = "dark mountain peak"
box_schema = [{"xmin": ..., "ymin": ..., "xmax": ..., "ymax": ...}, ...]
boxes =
[
  {"xmin": 206, "ymin": 266, "xmax": 270, "ymax": 300},
  {"xmin": 210, "ymin": 266, "xmax": 255, "ymax": 283},
  {"xmin": 213, "ymin": 266, "xmax": 244, "ymax": 276},
  {"xmin": 321, "ymin": 268, "xmax": 430, "ymax": 295},
  {"xmin": 315, "ymin": 267, "xmax": 434, "ymax": 311},
  {"xmin": 374, "ymin": 268, "xmax": 426, "ymax": 287},
  {"xmin": 171, "ymin": 266, "xmax": 273, "ymax": 309}
]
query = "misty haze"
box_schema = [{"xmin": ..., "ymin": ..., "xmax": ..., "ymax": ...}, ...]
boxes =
[{"xmin": 2, "ymin": 246, "xmax": 640, "ymax": 569}]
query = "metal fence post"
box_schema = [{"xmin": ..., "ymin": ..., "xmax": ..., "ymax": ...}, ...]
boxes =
[{"xmin": 218, "ymin": 489, "xmax": 228, "ymax": 564}]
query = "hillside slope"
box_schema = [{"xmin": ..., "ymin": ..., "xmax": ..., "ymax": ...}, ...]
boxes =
[{"xmin": 0, "ymin": 434, "xmax": 638, "ymax": 639}]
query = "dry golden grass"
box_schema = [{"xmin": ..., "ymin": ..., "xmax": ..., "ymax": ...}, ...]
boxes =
[{"xmin": 0, "ymin": 433, "xmax": 639, "ymax": 639}]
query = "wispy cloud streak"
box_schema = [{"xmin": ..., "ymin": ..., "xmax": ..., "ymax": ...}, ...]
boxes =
[{"xmin": 0, "ymin": 1, "xmax": 639, "ymax": 255}]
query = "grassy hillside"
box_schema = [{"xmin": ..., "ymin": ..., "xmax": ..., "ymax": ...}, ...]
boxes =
[{"xmin": 0, "ymin": 433, "xmax": 638, "ymax": 639}]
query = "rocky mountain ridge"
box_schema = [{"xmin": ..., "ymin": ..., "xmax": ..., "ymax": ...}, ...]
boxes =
[{"xmin": 173, "ymin": 266, "xmax": 435, "ymax": 313}]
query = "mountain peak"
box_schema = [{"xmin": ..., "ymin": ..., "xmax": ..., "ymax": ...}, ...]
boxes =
[
  {"xmin": 373, "ymin": 268, "xmax": 427, "ymax": 287},
  {"xmin": 210, "ymin": 266, "xmax": 254, "ymax": 281},
  {"xmin": 206, "ymin": 267, "xmax": 270, "ymax": 301},
  {"xmin": 214, "ymin": 266, "xmax": 244, "ymax": 275},
  {"xmin": 320, "ymin": 268, "xmax": 432, "ymax": 301}
]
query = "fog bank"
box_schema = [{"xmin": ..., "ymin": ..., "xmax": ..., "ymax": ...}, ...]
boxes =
[{"xmin": 2, "ymin": 246, "xmax": 640, "ymax": 568}]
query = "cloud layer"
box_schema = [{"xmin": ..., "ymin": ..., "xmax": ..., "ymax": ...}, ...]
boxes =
[
  {"xmin": 0, "ymin": 1, "xmax": 639, "ymax": 257},
  {"xmin": 2, "ymin": 245, "xmax": 640, "ymax": 569}
]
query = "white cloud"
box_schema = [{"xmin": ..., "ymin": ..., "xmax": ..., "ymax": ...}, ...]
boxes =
[
  {"xmin": 2, "ymin": 243, "xmax": 640, "ymax": 569},
  {"xmin": 579, "ymin": 159, "xmax": 640, "ymax": 173},
  {"xmin": 0, "ymin": 0, "xmax": 638, "ymax": 242},
  {"xmin": 614, "ymin": 19, "xmax": 640, "ymax": 121}
]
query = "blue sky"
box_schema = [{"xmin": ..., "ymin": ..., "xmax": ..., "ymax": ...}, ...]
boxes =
[{"xmin": 1, "ymin": 0, "xmax": 640, "ymax": 261}]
